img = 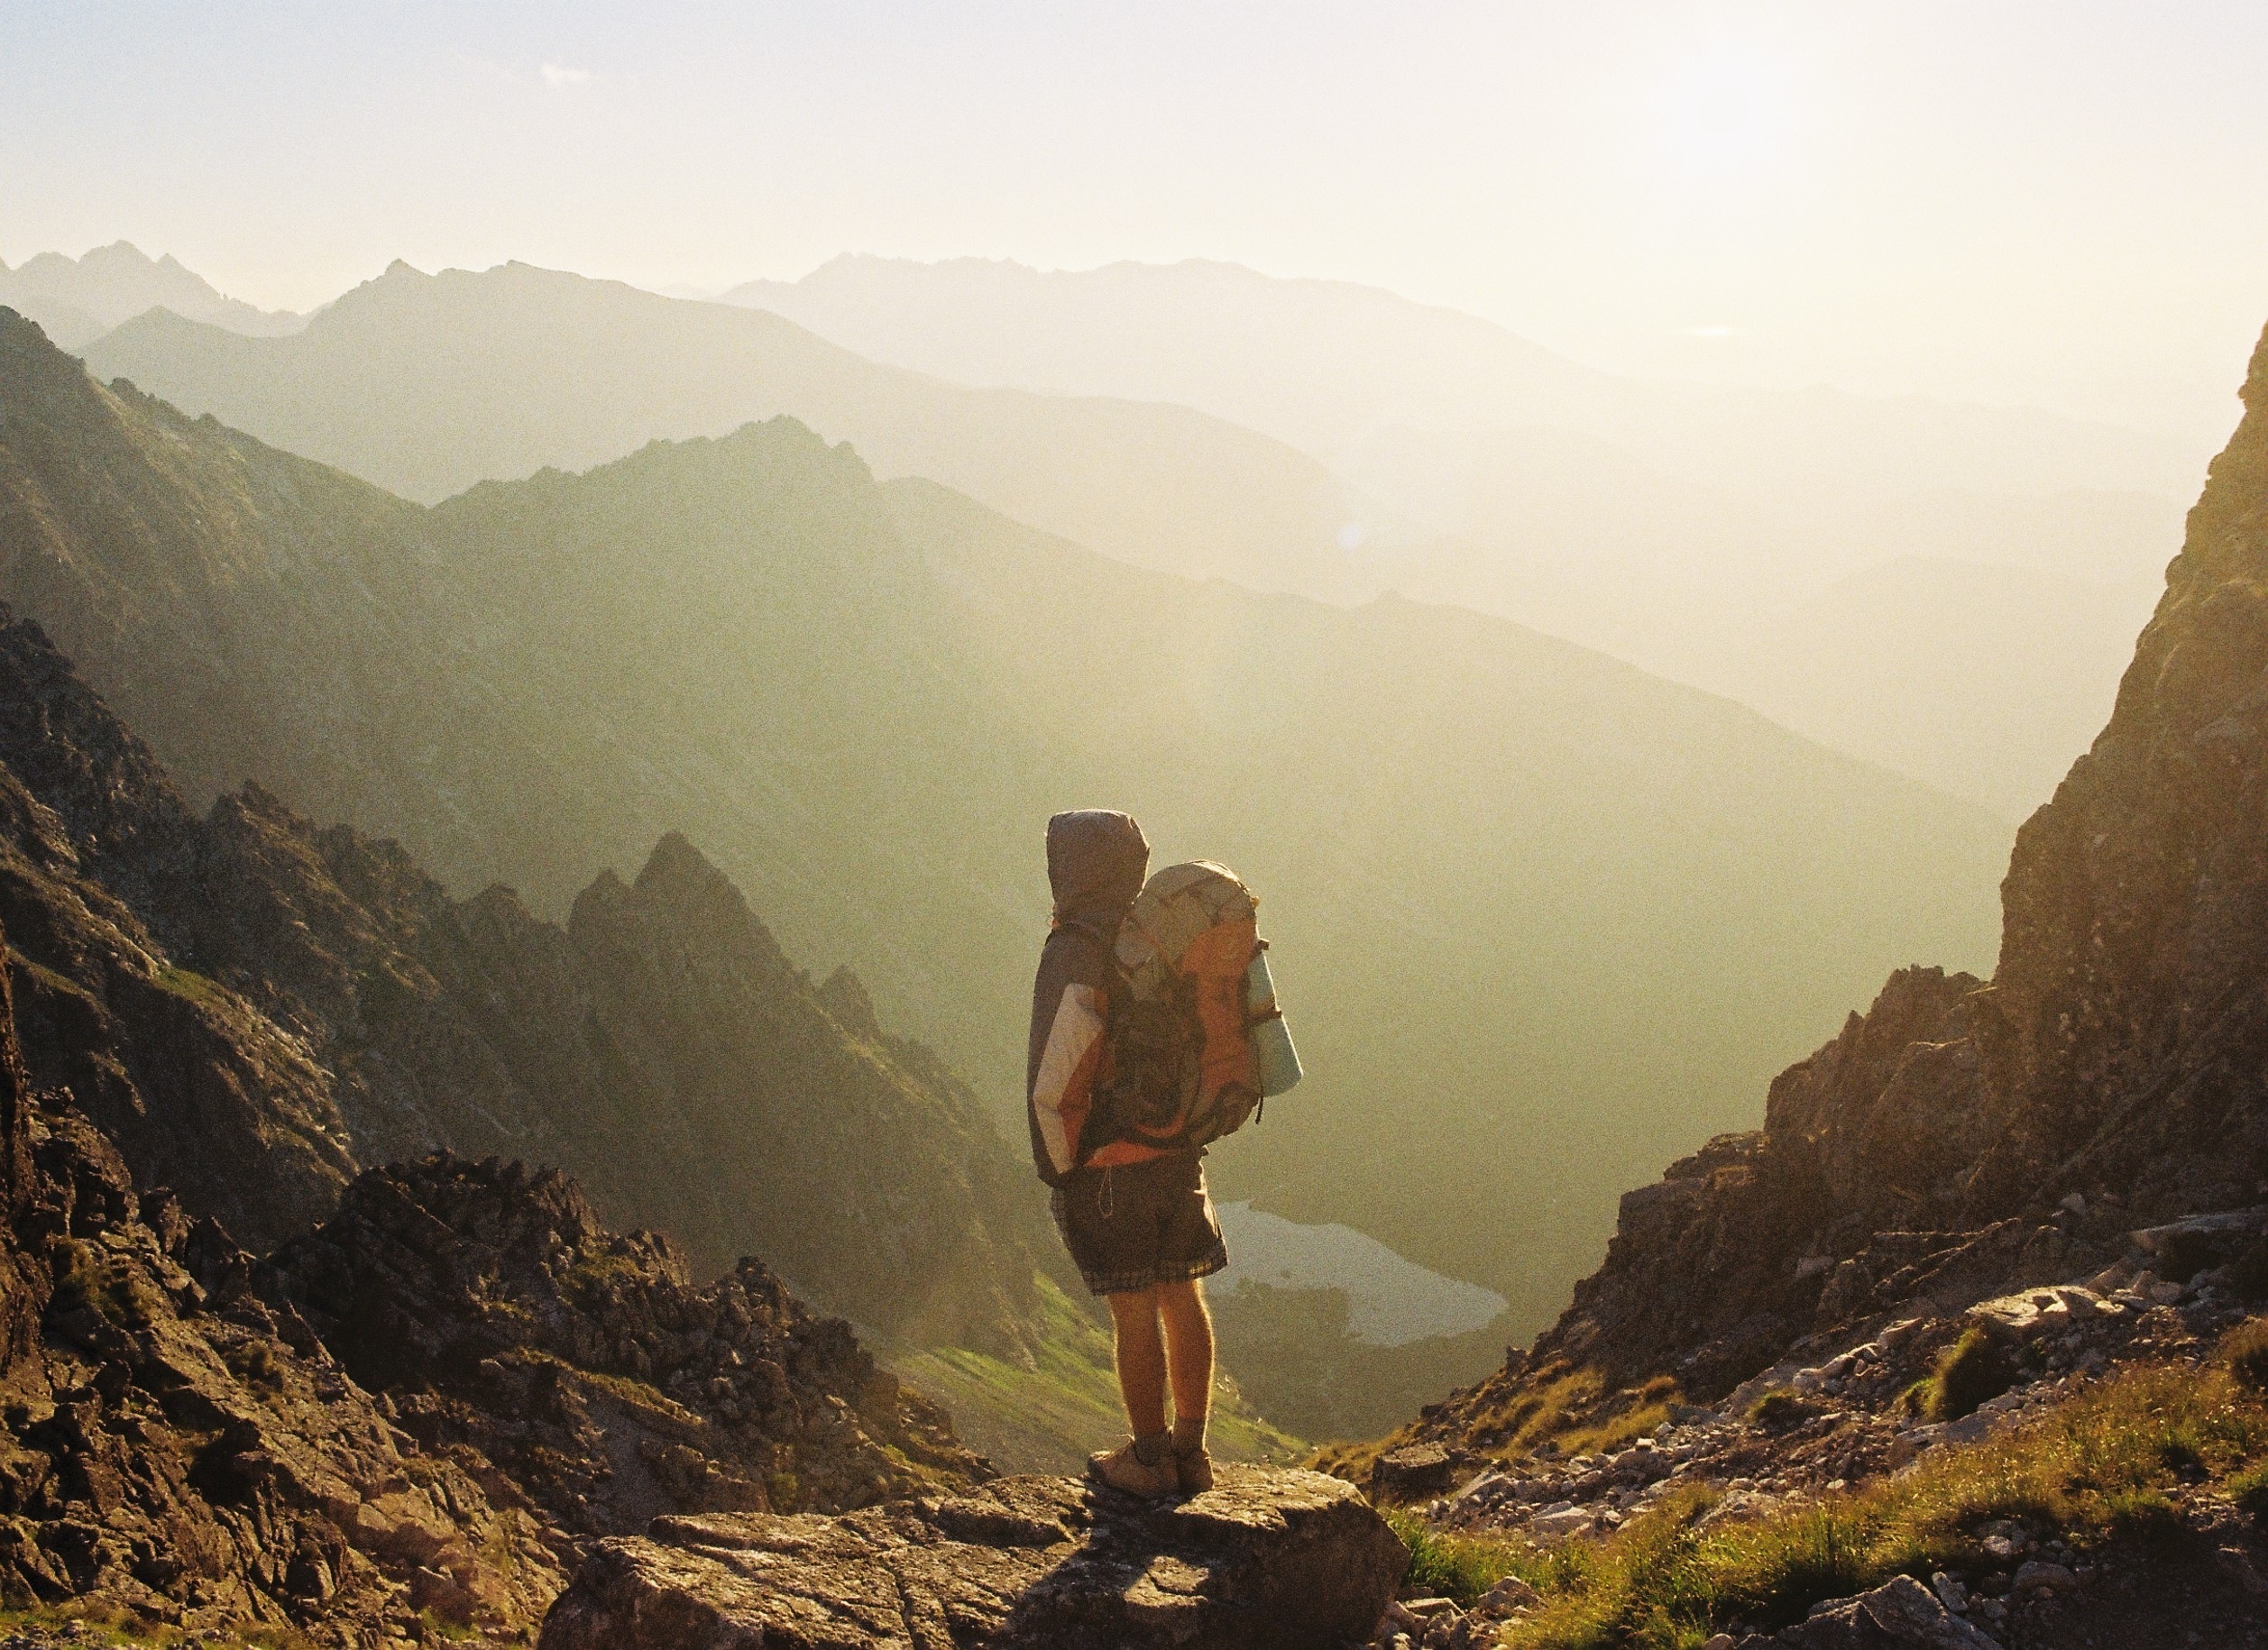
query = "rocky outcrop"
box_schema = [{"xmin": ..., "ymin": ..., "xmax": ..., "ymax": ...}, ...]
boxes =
[
  {"xmin": 0, "ymin": 931, "xmax": 563, "ymax": 1642},
  {"xmin": 260, "ymin": 1151, "xmax": 984, "ymax": 1539},
  {"xmin": 537, "ymin": 1466, "xmax": 1405, "ymax": 1650}
]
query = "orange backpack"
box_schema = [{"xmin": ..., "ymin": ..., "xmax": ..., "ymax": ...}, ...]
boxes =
[{"xmin": 1088, "ymin": 861, "xmax": 1296, "ymax": 1155}]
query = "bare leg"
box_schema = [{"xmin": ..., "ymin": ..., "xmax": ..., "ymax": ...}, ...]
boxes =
[
  {"xmin": 1156, "ymin": 1278, "xmax": 1214, "ymax": 1438},
  {"xmin": 1106, "ymin": 1286, "xmax": 1169, "ymax": 1435}
]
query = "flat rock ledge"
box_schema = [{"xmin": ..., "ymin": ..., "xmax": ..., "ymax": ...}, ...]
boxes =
[{"xmin": 538, "ymin": 1464, "xmax": 1407, "ymax": 1649}]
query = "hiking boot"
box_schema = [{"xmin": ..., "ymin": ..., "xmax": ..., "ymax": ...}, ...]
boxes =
[
  {"xmin": 1176, "ymin": 1444, "xmax": 1215, "ymax": 1495},
  {"xmin": 1087, "ymin": 1437, "xmax": 1178, "ymax": 1498}
]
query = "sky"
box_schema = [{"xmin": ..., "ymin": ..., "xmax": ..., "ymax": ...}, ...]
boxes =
[{"xmin": 4, "ymin": 1, "xmax": 2266, "ymax": 443}]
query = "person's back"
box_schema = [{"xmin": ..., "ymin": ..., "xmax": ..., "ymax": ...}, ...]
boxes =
[{"xmin": 1026, "ymin": 809, "xmax": 1226, "ymax": 1497}]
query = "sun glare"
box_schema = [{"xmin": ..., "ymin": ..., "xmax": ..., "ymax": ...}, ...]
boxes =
[{"xmin": 1657, "ymin": 46, "xmax": 1795, "ymax": 186}]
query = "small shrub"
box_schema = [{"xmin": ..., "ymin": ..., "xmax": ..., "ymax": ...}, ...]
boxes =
[
  {"xmin": 49, "ymin": 1240, "xmax": 160, "ymax": 1329},
  {"xmin": 1748, "ymin": 1389, "xmax": 1811, "ymax": 1429},
  {"xmin": 2227, "ymin": 1241, "xmax": 2268, "ymax": 1303},
  {"xmin": 1926, "ymin": 1329, "xmax": 2014, "ymax": 1423},
  {"xmin": 2230, "ymin": 1461, "xmax": 2268, "ymax": 1526},
  {"xmin": 226, "ymin": 1339, "xmax": 284, "ymax": 1391},
  {"xmin": 2158, "ymin": 1227, "xmax": 2221, "ymax": 1285},
  {"xmin": 2219, "ymin": 1317, "xmax": 2268, "ymax": 1393}
]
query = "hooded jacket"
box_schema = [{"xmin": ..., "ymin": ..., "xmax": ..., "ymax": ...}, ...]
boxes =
[{"xmin": 1025, "ymin": 810, "xmax": 1169, "ymax": 1184}]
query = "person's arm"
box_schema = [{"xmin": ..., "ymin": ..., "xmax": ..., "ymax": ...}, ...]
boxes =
[
  {"xmin": 1027, "ymin": 930, "xmax": 1111, "ymax": 1178},
  {"xmin": 1032, "ymin": 980, "xmax": 1107, "ymax": 1175}
]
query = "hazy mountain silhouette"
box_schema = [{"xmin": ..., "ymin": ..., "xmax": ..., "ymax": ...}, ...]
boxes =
[
  {"xmin": 3, "ymin": 307, "xmax": 2008, "ymax": 1412},
  {"xmin": 1716, "ymin": 556, "xmax": 2163, "ymax": 817},
  {"xmin": 79, "ymin": 259, "xmax": 1411, "ymax": 602},
  {"xmin": 0, "ymin": 241, "xmax": 302, "ymax": 349},
  {"xmin": 727, "ymin": 253, "xmax": 2195, "ymax": 504},
  {"xmin": 730, "ymin": 254, "xmax": 2204, "ymax": 818}
]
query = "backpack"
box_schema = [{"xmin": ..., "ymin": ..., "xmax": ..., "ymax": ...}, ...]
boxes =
[{"xmin": 1085, "ymin": 861, "xmax": 1301, "ymax": 1158}]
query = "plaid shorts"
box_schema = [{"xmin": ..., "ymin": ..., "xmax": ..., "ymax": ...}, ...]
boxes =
[{"xmin": 1050, "ymin": 1151, "xmax": 1228, "ymax": 1297}]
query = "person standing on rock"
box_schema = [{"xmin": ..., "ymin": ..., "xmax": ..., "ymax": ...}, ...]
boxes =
[{"xmin": 1027, "ymin": 809, "xmax": 1226, "ymax": 1498}]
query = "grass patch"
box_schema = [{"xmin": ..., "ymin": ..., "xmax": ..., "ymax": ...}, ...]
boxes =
[
  {"xmin": 1318, "ymin": 1364, "xmax": 1681, "ymax": 1488},
  {"xmin": 152, "ymin": 964, "xmax": 227, "ymax": 1010},
  {"xmin": 1376, "ymin": 1346, "xmax": 2268, "ymax": 1648},
  {"xmin": 2232, "ymin": 1460, "xmax": 2268, "ymax": 1526},
  {"xmin": 1922, "ymin": 1327, "xmax": 2014, "ymax": 1423},
  {"xmin": 1389, "ymin": 1508, "xmax": 1538, "ymax": 1604},
  {"xmin": 2221, "ymin": 1317, "xmax": 2268, "ymax": 1392},
  {"xmin": 0, "ymin": 1600, "xmax": 314, "ymax": 1646},
  {"xmin": 892, "ymin": 1273, "xmax": 1303, "ymax": 1474}
]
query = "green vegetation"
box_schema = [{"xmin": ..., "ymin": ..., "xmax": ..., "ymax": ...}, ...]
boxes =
[
  {"xmin": 152, "ymin": 963, "xmax": 227, "ymax": 1009},
  {"xmin": 1207, "ymin": 1280, "xmax": 1513, "ymax": 1444},
  {"xmin": 892, "ymin": 1275, "xmax": 1301, "ymax": 1473},
  {"xmin": 0, "ymin": 1600, "xmax": 315, "ymax": 1647},
  {"xmin": 1923, "ymin": 1327, "xmax": 2015, "ymax": 1422},
  {"xmin": 224, "ymin": 1338, "xmax": 284, "ymax": 1391},
  {"xmin": 1318, "ymin": 1365, "xmax": 1680, "ymax": 1498},
  {"xmin": 50, "ymin": 1239, "xmax": 160, "ymax": 1329},
  {"xmin": 2223, "ymin": 1316, "xmax": 2268, "ymax": 1392},
  {"xmin": 1380, "ymin": 1344, "xmax": 2268, "ymax": 1647}
]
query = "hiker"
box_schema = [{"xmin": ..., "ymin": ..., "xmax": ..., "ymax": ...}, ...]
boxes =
[{"xmin": 1027, "ymin": 809, "xmax": 1227, "ymax": 1498}]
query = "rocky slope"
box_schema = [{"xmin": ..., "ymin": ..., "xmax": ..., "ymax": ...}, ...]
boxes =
[
  {"xmin": 260, "ymin": 1151, "xmax": 983, "ymax": 1537},
  {"xmin": 1345, "ymin": 321, "xmax": 2268, "ymax": 1647},
  {"xmin": 0, "ymin": 909, "xmax": 994, "ymax": 1643},
  {"xmin": 0, "ymin": 573, "xmax": 1045, "ymax": 1352},
  {"xmin": 0, "ymin": 928, "xmax": 563, "ymax": 1642}
]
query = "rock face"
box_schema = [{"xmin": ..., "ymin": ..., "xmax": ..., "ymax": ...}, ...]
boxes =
[
  {"xmin": 261, "ymin": 1151, "xmax": 984, "ymax": 1537},
  {"xmin": 537, "ymin": 1466, "xmax": 1406, "ymax": 1650},
  {"xmin": 1374, "ymin": 322, "xmax": 2268, "ymax": 1471},
  {"xmin": 0, "ymin": 578, "xmax": 1044, "ymax": 1350},
  {"xmin": 0, "ymin": 931, "xmax": 564, "ymax": 1642}
]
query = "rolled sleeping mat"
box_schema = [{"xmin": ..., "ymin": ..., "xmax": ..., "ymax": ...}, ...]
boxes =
[{"xmin": 1245, "ymin": 949, "xmax": 1303, "ymax": 1097}]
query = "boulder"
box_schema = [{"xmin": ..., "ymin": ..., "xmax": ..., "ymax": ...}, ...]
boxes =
[
  {"xmin": 1735, "ymin": 1575, "xmax": 1998, "ymax": 1648},
  {"xmin": 1372, "ymin": 1442, "xmax": 1464, "ymax": 1503},
  {"xmin": 538, "ymin": 1465, "xmax": 1407, "ymax": 1650}
]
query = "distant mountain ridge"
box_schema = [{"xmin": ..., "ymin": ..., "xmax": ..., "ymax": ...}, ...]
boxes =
[
  {"xmin": 0, "ymin": 240, "xmax": 302, "ymax": 349},
  {"xmin": 58, "ymin": 247, "xmax": 2201, "ymax": 816},
  {"xmin": 729, "ymin": 252, "xmax": 2201, "ymax": 818},
  {"xmin": 79, "ymin": 258, "xmax": 1405, "ymax": 602},
  {"xmin": 3, "ymin": 307, "xmax": 2008, "ymax": 1423}
]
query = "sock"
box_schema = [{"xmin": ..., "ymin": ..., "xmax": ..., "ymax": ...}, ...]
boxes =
[
  {"xmin": 1172, "ymin": 1416, "xmax": 1207, "ymax": 1456},
  {"xmin": 1132, "ymin": 1429, "xmax": 1172, "ymax": 1469}
]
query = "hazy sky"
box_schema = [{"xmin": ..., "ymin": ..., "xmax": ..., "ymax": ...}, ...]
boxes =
[{"xmin": 5, "ymin": 2, "xmax": 2266, "ymax": 440}]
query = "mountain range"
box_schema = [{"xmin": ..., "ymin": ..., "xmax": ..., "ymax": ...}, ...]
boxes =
[
  {"xmin": 46, "ymin": 249, "xmax": 2201, "ymax": 817},
  {"xmin": 0, "ymin": 241, "xmax": 302, "ymax": 350},
  {"xmin": 78, "ymin": 259, "xmax": 1400, "ymax": 603},
  {"xmin": 1, "ymin": 306, "xmax": 2008, "ymax": 1393},
  {"xmin": 726, "ymin": 254, "xmax": 2203, "ymax": 818}
]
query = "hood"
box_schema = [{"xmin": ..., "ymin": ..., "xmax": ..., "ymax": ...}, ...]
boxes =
[{"xmin": 1046, "ymin": 810, "xmax": 1149, "ymax": 927}]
